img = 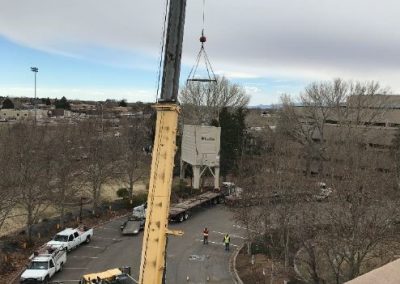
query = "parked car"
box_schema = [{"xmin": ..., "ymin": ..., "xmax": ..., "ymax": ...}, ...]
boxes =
[{"xmin": 120, "ymin": 204, "xmax": 146, "ymax": 235}]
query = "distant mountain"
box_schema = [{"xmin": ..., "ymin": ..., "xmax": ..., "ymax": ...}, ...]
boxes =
[
  {"xmin": 248, "ymin": 104, "xmax": 281, "ymax": 109},
  {"xmin": 249, "ymin": 103, "xmax": 305, "ymax": 109}
]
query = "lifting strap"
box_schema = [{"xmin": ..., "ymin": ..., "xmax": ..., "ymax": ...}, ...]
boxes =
[{"xmin": 186, "ymin": 0, "xmax": 217, "ymax": 84}]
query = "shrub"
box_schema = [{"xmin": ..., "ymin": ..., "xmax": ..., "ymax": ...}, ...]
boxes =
[
  {"xmin": 132, "ymin": 193, "xmax": 148, "ymax": 207},
  {"xmin": 117, "ymin": 188, "xmax": 130, "ymax": 199}
]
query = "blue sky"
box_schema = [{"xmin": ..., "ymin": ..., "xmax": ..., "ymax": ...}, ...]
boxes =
[
  {"xmin": 0, "ymin": 35, "xmax": 305, "ymax": 105},
  {"xmin": 1, "ymin": 0, "xmax": 399, "ymax": 105},
  {"xmin": 0, "ymin": 36, "xmax": 163, "ymax": 103}
]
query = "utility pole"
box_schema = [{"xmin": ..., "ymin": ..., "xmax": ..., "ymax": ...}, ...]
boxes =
[
  {"xmin": 98, "ymin": 102, "xmax": 104, "ymax": 136},
  {"xmin": 138, "ymin": 1, "xmax": 187, "ymax": 283},
  {"xmin": 30, "ymin": 67, "xmax": 38, "ymax": 123}
]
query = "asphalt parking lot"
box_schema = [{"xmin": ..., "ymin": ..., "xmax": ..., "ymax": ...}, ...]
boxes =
[{"xmin": 44, "ymin": 204, "xmax": 245, "ymax": 284}]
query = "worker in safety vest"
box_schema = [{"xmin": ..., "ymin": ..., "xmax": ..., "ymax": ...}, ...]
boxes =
[
  {"xmin": 203, "ymin": 227, "xmax": 209, "ymax": 244},
  {"xmin": 223, "ymin": 234, "xmax": 230, "ymax": 251}
]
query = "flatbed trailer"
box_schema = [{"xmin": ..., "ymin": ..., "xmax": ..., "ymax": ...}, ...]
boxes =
[
  {"xmin": 121, "ymin": 191, "xmax": 225, "ymax": 235},
  {"xmin": 169, "ymin": 191, "xmax": 224, "ymax": 222}
]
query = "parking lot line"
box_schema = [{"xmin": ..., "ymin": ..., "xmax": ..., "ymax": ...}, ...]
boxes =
[
  {"xmin": 93, "ymin": 236, "xmax": 122, "ymax": 241},
  {"xmin": 70, "ymin": 255, "xmax": 99, "ymax": 259},
  {"xmin": 196, "ymin": 239, "xmax": 238, "ymax": 247},
  {"xmin": 233, "ymin": 224, "xmax": 260, "ymax": 233},
  {"xmin": 211, "ymin": 231, "xmax": 246, "ymax": 240},
  {"xmin": 85, "ymin": 245, "xmax": 103, "ymax": 249},
  {"xmin": 97, "ymin": 226, "xmax": 120, "ymax": 231}
]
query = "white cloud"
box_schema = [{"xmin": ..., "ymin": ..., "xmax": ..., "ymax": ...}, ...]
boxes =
[
  {"xmin": 1, "ymin": 0, "xmax": 400, "ymax": 103},
  {"xmin": 0, "ymin": 86, "xmax": 156, "ymax": 103},
  {"xmin": 244, "ymin": 86, "xmax": 262, "ymax": 94},
  {"xmin": 215, "ymin": 70, "xmax": 260, "ymax": 79}
]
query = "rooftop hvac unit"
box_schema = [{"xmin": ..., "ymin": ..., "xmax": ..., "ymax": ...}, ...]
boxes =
[
  {"xmin": 181, "ymin": 125, "xmax": 221, "ymax": 166},
  {"xmin": 180, "ymin": 125, "xmax": 221, "ymax": 189}
]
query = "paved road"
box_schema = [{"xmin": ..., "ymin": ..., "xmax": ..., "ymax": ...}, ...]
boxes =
[{"xmin": 47, "ymin": 204, "xmax": 244, "ymax": 284}]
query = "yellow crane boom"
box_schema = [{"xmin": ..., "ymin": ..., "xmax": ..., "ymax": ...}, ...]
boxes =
[{"xmin": 138, "ymin": 1, "xmax": 187, "ymax": 283}]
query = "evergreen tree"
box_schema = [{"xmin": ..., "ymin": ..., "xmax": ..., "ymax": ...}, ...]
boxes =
[
  {"xmin": 55, "ymin": 96, "xmax": 71, "ymax": 110},
  {"xmin": 218, "ymin": 107, "xmax": 247, "ymax": 179},
  {"xmin": 233, "ymin": 107, "xmax": 247, "ymax": 158},
  {"xmin": 2, "ymin": 97, "xmax": 14, "ymax": 109},
  {"xmin": 119, "ymin": 99, "xmax": 128, "ymax": 107}
]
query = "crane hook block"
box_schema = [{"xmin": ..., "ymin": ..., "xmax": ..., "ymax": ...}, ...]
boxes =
[{"xmin": 200, "ymin": 35, "xmax": 207, "ymax": 43}]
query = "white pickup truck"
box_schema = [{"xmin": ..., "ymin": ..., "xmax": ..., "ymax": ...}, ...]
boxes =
[
  {"xmin": 47, "ymin": 226, "xmax": 93, "ymax": 251},
  {"xmin": 20, "ymin": 246, "xmax": 66, "ymax": 284}
]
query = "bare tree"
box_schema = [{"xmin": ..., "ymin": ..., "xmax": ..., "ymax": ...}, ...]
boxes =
[
  {"xmin": 278, "ymin": 78, "xmax": 390, "ymax": 176},
  {"xmin": 277, "ymin": 79, "xmax": 399, "ymax": 283},
  {"xmin": 233, "ymin": 129, "xmax": 305, "ymax": 264},
  {"xmin": 275, "ymin": 123, "xmax": 400, "ymax": 283},
  {"xmin": 0, "ymin": 126, "xmax": 17, "ymax": 231},
  {"xmin": 317, "ymin": 133, "xmax": 400, "ymax": 282},
  {"xmin": 50, "ymin": 124, "xmax": 84, "ymax": 227},
  {"xmin": 8, "ymin": 123, "xmax": 52, "ymax": 242},
  {"xmin": 232, "ymin": 78, "xmax": 398, "ymax": 283},
  {"xmin": 180, "ymin": 76, "xmax": 250, "ymax": 125},
  {"xmin": 118, "ymin": 117, "xmax": 151, "ymax": 201},
  {"xmin": 78, "ymin": 119, "xmax": 119, "ymax": 215}
]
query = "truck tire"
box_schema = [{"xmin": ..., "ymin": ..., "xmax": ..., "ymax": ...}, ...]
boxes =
[
  {"xmin": 184, "ymin": 212, "xmax": 189, "ymax": 220},
  {"xmin": 212, "ymin": 198, "xmax": 218, "ymax": 205},
  {"xmin": 43, "ymin": 276, "xmax": 49, "ymax": 284},
  {"xmin": 58, "ymin": 263, "xmax": 63, "ymax": 272},
  {"xmin": 179, "ymin": 214, "xmax": 185, "ymax": 222},
  {"xmin": 85, "ymin": 236, "xmax": 91, "ymax": 244}
]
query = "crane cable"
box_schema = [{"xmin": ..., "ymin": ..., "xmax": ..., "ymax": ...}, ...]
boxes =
[
  {"xmin": 186, "ymin": 0, "xmax": 217, "ymax": 83},
  {"xmin": 155, "ymin": 0, "xmax": 170, "ymax": 102},
  {"xmin": 202, "ymin": 0, "xmax": 205, "ymax": 37}
]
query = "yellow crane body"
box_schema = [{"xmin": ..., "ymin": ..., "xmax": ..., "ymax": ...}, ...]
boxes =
[
  {"xmin": 139, "ymin": 0, "xmax": 187, "ymax": 283},
  {"xmin": 138, "ymin": 104, "xmax": 180, "ymax": 284}
]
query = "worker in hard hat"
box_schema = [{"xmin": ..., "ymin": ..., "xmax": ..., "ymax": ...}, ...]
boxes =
[
  {"xmin": 223, "ymin": 234, "xmax": 230, "ymax": 251},
  {"xmin": 203, "ymin": 227, "xmax": 209, "ymax": 244}
]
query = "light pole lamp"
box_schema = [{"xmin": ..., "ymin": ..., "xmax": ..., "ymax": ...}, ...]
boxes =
[{"xmin": 30, "ymin": 67, "xmax": 38, "ymax": 123}]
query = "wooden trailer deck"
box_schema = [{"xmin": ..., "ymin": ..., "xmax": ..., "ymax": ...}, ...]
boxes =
[{"xmin": 169, "ymin": 191, "xmax": 222, "ymax": 217}]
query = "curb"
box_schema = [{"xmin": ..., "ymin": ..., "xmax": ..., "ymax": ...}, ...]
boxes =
[
  {"xmin": 229, "ymin": 243, "xmax": 245, "ymax": 284},
  {"xmin": 10, "ymin": 212, "xmax": 130, "ymax": 284},
  {"xmin": 93, "ymin": 211, "xmax": 130, "ymax": 229}
]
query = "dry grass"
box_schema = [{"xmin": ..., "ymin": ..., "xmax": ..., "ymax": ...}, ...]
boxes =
[
  {"xmin": 1, "ymin": 205, "xmax": 58, "ymax": 237},
  {"xmin": 100, "ymin": 179, "xmax": 147, "ymax": 201},
  {"xmin": 0, "ymin": 179, "xmax": 148, "ymax": 237}
]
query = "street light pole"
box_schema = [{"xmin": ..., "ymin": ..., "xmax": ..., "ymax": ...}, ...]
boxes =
[
  {"xmin": 79, "ymin": 197, "xmax": 83, "ymax": 223},
  {"xmin": 30, "ymin": 67, "xmax": 38, "ymax": 123}
]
